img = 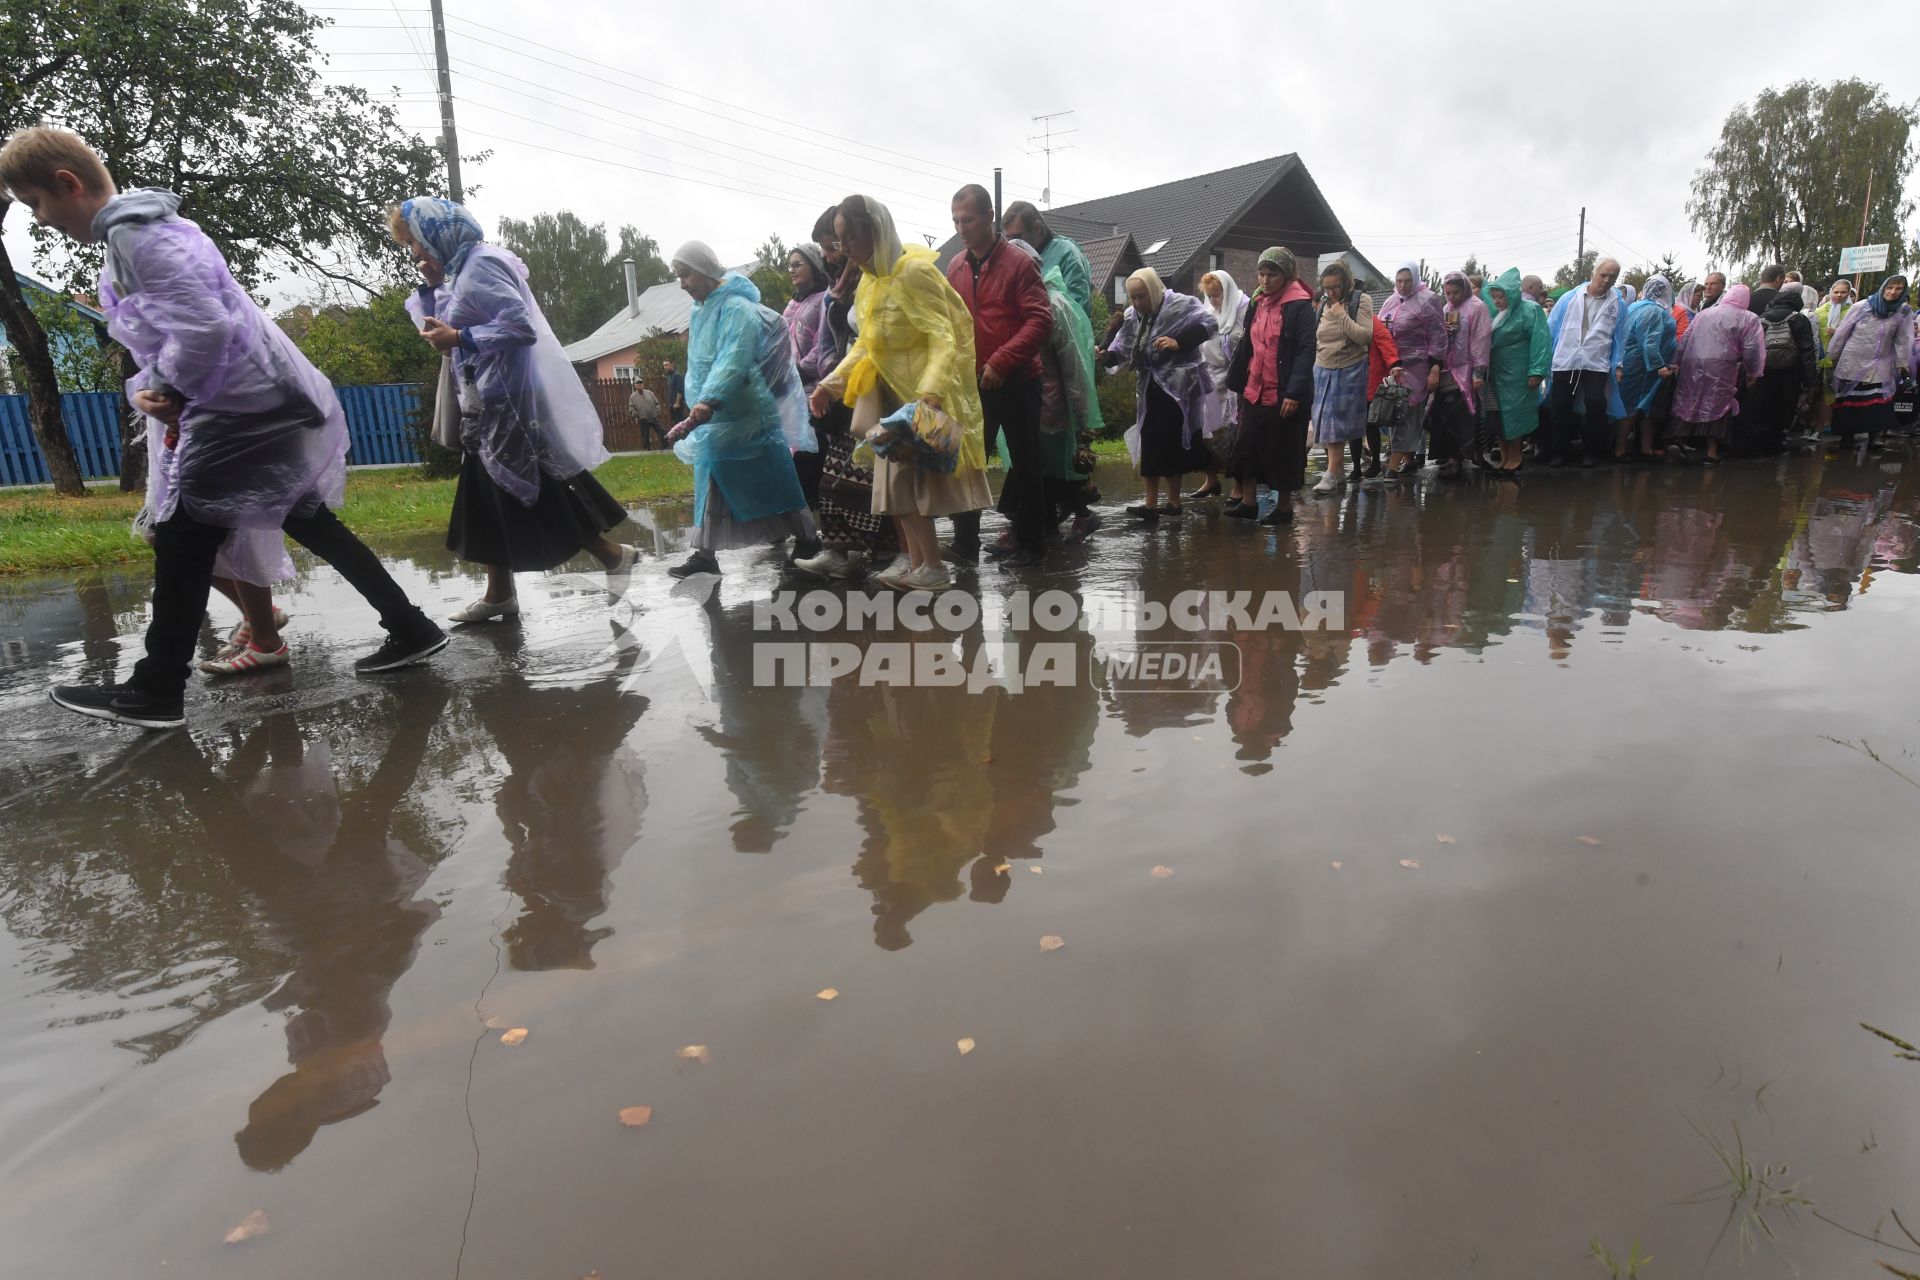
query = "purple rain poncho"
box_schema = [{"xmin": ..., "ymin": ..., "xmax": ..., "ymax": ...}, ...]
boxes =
[
  {"xmin": 1106, "ymin": 287, "xmax": 1220, "ymax": 456},
  {"xmin": 407, "ymin": 241, "xmax": 609, "ymax": 507},
  {"xmin": 96, "ymin": 190, "xmax": 346, "ymax": 532},
  {"xmin": 1673, "ymin": 284, "xmax": 1766, "ymax": 424},
  {"xmin": 1379, "ymin": 264, "xmax": 1448, "ymax": 409},
  {"xmin": 1825, "ymin": 275, "xmax": 1917, "ymax": 399}
]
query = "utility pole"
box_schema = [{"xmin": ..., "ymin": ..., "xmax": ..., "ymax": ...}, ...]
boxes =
[
  {"xmin": 1027, "ymin": 110, "xmax": 1076, "ymax": 208},
  {"xmin": 1576, "ymin": 206, "xmax": 1586, "ymax": 275},
  {"xmin": 1853, "ymin": 171, "xmax": 1874, "ymax": 295},
  {"xmin": 993, "ymin": 167, "xmax": 1002, "ymax": 233},
  {"xmin": 429, "ymin": 0, "xmax": 463, "ymax": 203}
]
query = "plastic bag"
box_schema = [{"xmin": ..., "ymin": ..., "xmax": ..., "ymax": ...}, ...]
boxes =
[
  {"xmin": 857, "ymin": 401, "xmax": 960, "ymax": 474},
  {"xmin": 131, "ymin": 503, "xmax": 157, "ymax": 545}
]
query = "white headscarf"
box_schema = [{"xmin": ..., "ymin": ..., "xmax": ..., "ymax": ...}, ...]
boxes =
[
  {"xmin": 1200, "ymin": 269, "xmax": 1245, "ymax": 335},
  {"xmin": 670, "ymin": 240, "xmax": 727, "ymax": 283}
]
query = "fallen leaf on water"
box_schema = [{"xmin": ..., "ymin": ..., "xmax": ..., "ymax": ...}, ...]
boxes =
[
  {"xmin": 499, "ymin": 1027, "xmax": 528, "ymax": 1046},
  {"xmin": 483, "ymin": 1015, "xmax": 503, "ymax": 1029},
  {"xmin": 1575, "ymin": 836, "xmax": 1602, "ymax": 846},
  {"xmin": 1399, "ymin": 859, "xmax": 1422, "ymax": 870},
  {"xmin": 618, "ymin": 1105, "xmax": 653, "ymax": 1128},
  {"xmin": 224, "ymin": 1210, "xmax": 270, "ymax": 1245},
  {"xmin": 1150, "ymin": 865, "xmax": 1174, "ymax": 879},
  {"xmin": 956, "ymin": 1037, "xmax": 976, "ymax": 1056},
  {"xmin": 1436, "ymin": 834, "xmax": 1456, "ymax": 845},
  {"xmin": 677, "ymin": 1044, "xmax": 711, "ymax": 1064},
  {"xmin": 993, "ymin": 863, "xmax": 1011, "ymax": 875},
  {"xmin": 816, "ymin": 988, "xmax": 839, "ymax": 1001},
  {"xmin": 1028, "ymin": 866, "xmax": 1043, "ymax": 875},
  {"xmin": 1330, "ymin": 861, "xmax": 1343, "ymax": 870},
  {"xmin": 1039, "ymin": 935, "xmax": 1065, "ymax": 952}
]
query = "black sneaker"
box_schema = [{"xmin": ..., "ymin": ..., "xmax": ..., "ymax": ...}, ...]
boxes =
[
  {"xmin": 668, "ymin": 550, "xmax": 720, "ymax": 579},
  {"xmin": 50, "ymin": 683, "xmax": 185, "ymax": 730},
  {"xmin": 355, "ymin": 626, "xmax": 450, "ymax": 674},
  {"xmin": 1258, "ymin": 503, "xmax": 1294, "ymax": 526}
]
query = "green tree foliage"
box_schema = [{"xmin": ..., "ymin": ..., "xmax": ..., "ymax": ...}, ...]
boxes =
[
  {"xmin": 2, "ymin": 289, "xmax": 119, "ymax": 393},
  {"xmin": 495, "ymin": 211, "xmax": 671, "ymax": 345},
  {"xmin": 1623, "ymin": 253, "xmax": 1687, "ymax": 295},
  {"xmin": 0, "ymin": 0, "xmax": 446, "ymax": 491},
  {"xmin": 1553, "ymin": 249, "xmax": 1599, "ymax": 291},
  {"xmin": 1689, "ymin": 79, "xmax": 1917, "ymax": 284},
  {"xmin": 751, "ymin": 234, "xmax": 793, "ymax": 310},
  {"xmin": 280, "ymin": 286, "xmax": 439, "ymax": 387}
]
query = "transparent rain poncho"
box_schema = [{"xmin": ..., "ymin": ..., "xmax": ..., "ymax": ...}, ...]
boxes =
[
  {"xmin": 1619, "ymin": 275, "xmax": 1678, "ymax": 416},
  {"xmin": 1107, "ymin": 289, "xmax": 1220, "ymax": 454},
  {"xmin": 673, "ymin": 272, "xmax": 817, "ymax": 526},
  {"xmin": 408, "ymin": 243, "xmax": 609, "ymax": 506},
  {"xmin": 96, "ymin": 190, "xmax": 346, "ymax": 530}
]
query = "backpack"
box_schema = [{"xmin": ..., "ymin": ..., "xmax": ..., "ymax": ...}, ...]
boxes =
[{"xmin": 1763, "ymin": 315, "xmax": 1798, "ymax": 369}]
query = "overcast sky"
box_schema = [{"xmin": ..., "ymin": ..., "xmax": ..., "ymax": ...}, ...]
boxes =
[{"xmin": 9, "ymin": 0, "xmax": 1918, "ymax": 310}]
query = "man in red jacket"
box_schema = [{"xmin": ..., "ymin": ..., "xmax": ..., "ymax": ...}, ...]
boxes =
[{"xmin": 946, "ymin": 183, "xmax": 1054, "ymax": 568}]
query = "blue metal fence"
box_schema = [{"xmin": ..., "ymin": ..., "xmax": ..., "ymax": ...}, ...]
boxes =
[{"xmin": 0, "ymin": 383, "xmax": 423, "ymax": 486}]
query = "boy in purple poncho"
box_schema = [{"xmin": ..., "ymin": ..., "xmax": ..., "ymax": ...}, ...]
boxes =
[{"xmin": 0, "ymin": 127, "xmax": 448, "ymax": 731}]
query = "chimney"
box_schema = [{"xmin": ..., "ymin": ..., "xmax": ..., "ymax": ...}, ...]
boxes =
[{"xmin": 623, "ymin": 258, "xmax": 639, "ymax": 317}]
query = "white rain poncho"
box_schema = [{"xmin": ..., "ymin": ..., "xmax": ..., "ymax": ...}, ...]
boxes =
[{"xmin": 96, "ymin": 189, "xmax": 347, "ymax": 531}]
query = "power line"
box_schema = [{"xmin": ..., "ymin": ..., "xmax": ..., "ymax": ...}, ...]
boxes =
[
  {"xmin": 453, "ymin": 128, "xmax": 841, "ymax": 211},
  {"xmin": 442, "ymin": 57, "xmax": 956, "ymax": 220},
  {"xmin": 441, "ymin": 13, "xmax": 1044, "ymax": 197}
]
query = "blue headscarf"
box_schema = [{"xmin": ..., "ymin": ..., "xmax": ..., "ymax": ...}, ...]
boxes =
[
  {"xmin": 401, "ymin": 197, "xmax": 485, "ymax": 275},
  {"xmin": 1866, "ymin": 272, "xmax": 1909, "ymax": 319}
]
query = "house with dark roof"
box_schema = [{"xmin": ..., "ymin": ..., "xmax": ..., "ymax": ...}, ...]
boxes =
[
  {"xmin": 0, "ymin": 271, "xmax": 111, "ymax": 393},
  {"xmin": 937, "ymin": 155, "xmax": 1352, "ymax": 304}
]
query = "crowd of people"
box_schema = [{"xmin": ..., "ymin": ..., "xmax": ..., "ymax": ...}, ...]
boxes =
[{"xmin": 2, "ymin": 120, "xmax": 1916, "ymax": 731}]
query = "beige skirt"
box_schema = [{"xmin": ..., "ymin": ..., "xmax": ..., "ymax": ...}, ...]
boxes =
[{"xmin": 852, "ymin": 386, "xmax": 992, "ymax": 518}]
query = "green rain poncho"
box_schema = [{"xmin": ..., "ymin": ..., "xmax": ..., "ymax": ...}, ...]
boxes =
[{"xmin": 1482, "ymin": 268, "xmax": 1552, "ymax": 440}]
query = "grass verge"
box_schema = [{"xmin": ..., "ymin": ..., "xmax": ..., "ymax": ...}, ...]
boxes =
[{"xmin": 0, "ymin": 439, "xmax": 1135, "ymax": 576}]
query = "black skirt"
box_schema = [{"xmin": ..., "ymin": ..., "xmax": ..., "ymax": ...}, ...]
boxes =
[
  {"xmin": 1137, "ymin": 380, "xmax": 1213, "ymax": 478},
  {"xmin": 1226, "ymin": 398, "xmax": 1307, "ymax": 490},
  {"xmin": 448, "ymin": 452, "xmax": 628, "ymax": 571}
]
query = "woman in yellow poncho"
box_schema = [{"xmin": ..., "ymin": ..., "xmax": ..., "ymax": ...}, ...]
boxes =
[{"xmin": 810, "ymin": 195, "xmax": 991, "ymax": 592}]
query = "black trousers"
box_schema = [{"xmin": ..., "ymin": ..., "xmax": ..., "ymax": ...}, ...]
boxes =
[
  {"xmin": 951, "ymin": 375, "xmax": 1045, "ymax": 552},
  {"xmin": 131, "ymin": 506, "xmax": 433, "ymax": 699},
  {"xmin": 636, "ymin": 418, "xmax": 668, "ymax": 450},
  {"xmin": 1548, "ymin": 369, "xmax": 1611, "ymax": 462}
]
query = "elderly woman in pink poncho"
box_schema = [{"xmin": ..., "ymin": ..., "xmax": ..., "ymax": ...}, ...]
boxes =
[
  {"xmin": 1427, "ymin": 272, "xmax": 1490, "ymax": 478},
  {"xmin": 1377, "ymin": 261, "xmax": 1447, "ymax": 476},
  {"xmin": 1672, "ymin": 283, "xmax": 1766, "ymax": 464}
]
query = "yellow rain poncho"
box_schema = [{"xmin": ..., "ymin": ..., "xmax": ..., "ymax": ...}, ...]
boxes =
[{"xmin": 827, "ymin": 196, "xmax": 987, "ymax": 475}]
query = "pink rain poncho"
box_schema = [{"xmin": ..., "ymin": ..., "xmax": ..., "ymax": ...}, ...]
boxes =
[
  {"xmin": 96, "ymin": 189, "xmax": 347, "ymax": 531},
  {"xmin": 1673, "ymin": 284, "xmax": 1766, "ymax": 424},
  {"xmin": 1438, "ymin": 275, "xmax": 1492, "ymax": 414},
  {"xmin": 406, "ymin": 229, "xmax": 609, "ymax": 507}
]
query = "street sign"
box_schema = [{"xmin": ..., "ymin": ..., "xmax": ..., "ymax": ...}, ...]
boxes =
[{"xmin": 1839, "ymin": 244, "xmax": 1890, "ymax": 274}]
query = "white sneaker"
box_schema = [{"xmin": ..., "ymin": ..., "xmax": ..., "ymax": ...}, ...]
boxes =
[
  {"xmin": 449, "ymin": 596, "xmax": 520, "ymax": 624},
  {"xmin": 791, "ymin": 548, "xmax": 851, "ymax": 579},
  {"xmin": 1312, "ymin": 469, "xmax": 1345, "ymax": 494},
  {"xmin": 200, "ymin": 643, "xmax": 291, "ymax": 677},
  {"xmin": 224, "ymin": 607, "xmax": 291, "ymax": 650},
  {"xmin": 877, "ymin": 553, "xmax": 910, "ymax": 581},
  {"xmin": 901, "ymin": 562, "xmax": 953, "ymax": 592},
  {"xmin": 605, "ymin": 544, "xmax": 638, "ymax": 597}
]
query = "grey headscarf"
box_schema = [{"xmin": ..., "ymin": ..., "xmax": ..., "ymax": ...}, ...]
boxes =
[{"xmin": 790, "ymin": 242, "xmax": 830, "ymax": 294}]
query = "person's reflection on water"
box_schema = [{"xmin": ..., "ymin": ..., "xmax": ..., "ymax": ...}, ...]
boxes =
[
  {"xmin": 696, "ymin": 601, "xmax": 823, "ymax": 854},
  {"xmin": 467, "ymin": 623, "xmax": 649, "ymax": 971},
  {"xmin": 824, "ymin": 623, "xmax": 997, "ymax": 950},
  {"xmin": 160, "ymin": 686, "xmax": 456, "ymax": 1172},
  {"xmin": 977, "ymin": 621, "xmax": 1098, "ymax": 898}
]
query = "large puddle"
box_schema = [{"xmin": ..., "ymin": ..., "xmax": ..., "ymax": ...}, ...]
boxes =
[{"xmin": 2, "ymin": 454, "xmax": 1918, "ymax": 1276}]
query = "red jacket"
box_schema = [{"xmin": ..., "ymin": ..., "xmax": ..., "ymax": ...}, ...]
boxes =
[
  {"xmin": 945, "ymin": 237, "xmax": 1053, "ymax": 382},
  {"xmin": 1366, "ymin": 314, "xmax": 1401, "ymax": 400}
]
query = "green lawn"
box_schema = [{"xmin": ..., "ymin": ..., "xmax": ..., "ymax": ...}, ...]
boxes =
[{"xmin": 0, "ymin": 440, "xmax": 1133, "ymax": 576}]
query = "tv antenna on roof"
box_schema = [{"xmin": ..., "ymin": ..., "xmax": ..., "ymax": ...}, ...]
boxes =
[{"xmin": 1026, "ymin": 110, "xmax": 1076, "ymax": 208}]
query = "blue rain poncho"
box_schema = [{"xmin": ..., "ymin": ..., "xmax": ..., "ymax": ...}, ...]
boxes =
[
  {"xmin": 1619, "ymin": 275, "xmax": 1678, "ymax": 416},
  {"xmin": 407, "ymin": 238, "xmax": 609, "ymax": 507},
  {"xmin": 96, "ymin": 189, "xmax": 347, "ymax": 531},
  {"xmin": 674, "ymin": 272, "xmax": 817, "ymax": 526}
]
